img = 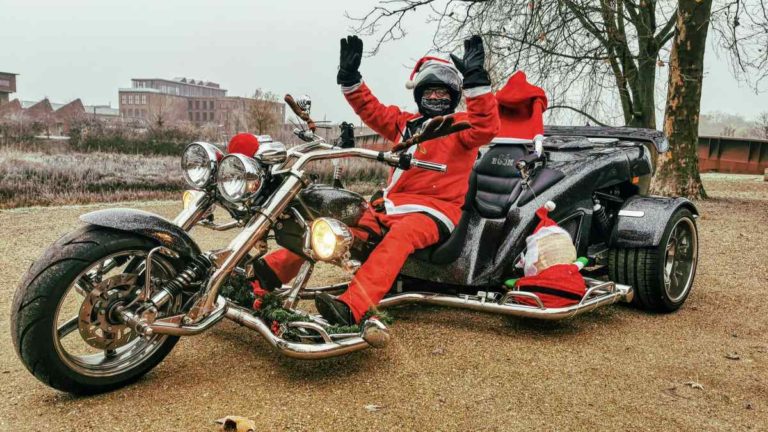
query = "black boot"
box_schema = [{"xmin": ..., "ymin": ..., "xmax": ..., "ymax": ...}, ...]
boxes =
[{"xmin": 315, "ymin": 293, "xmax": 355, "ymax": 326}]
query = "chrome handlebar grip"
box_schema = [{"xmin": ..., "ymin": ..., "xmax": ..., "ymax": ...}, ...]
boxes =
[{"xmin": 411, "ymin": 159, "xmax": 447, "ymax": 173}]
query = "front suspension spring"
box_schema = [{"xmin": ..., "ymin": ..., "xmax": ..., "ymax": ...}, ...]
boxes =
[{"xmin": 161, "ymin": 254, "xmax": 213, "ymax": 297}]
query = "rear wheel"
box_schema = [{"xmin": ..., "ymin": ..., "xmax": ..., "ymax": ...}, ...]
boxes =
[
  {"xmin": 11, "ymin": 225, "xmax": 182, "ymax": 394},
  {"xmin": 609, "ymin": 208, "xmax": 698, "ymax": 312}
]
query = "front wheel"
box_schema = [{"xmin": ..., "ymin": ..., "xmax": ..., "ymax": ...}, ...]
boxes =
[
  {"xmin": 609, "ymin": 208, "xmax": 699, "ymax": 312},
  {"xmin": 11, "ymin": 225, "xmax": 183, "ymax": 394}
]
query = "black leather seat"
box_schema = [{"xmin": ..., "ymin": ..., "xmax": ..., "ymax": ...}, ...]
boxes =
[{"xmin": 414, "ymin": 144, "xmax": 528, "ymax": 264}]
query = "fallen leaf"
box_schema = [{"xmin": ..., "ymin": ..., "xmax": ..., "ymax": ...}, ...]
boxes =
[
  {"xmin": 364, "ymin": 404, "xmax": 383, "ymax": 413},
  {"xmin": 431, "ymin": 347, "xmax": 445, "ymax": 356},
  {"xmin": 684, "ymin": 381, "xmax": 704, "ymax": 390},
  {"xmin": 725, "ymin": 352, "xmax": 741, "ymax": 360}
]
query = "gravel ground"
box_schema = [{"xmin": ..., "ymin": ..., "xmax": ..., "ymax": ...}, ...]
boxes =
[{"xmin": 0, "ymin": 175, "xmax": 766, "ymax": 431}]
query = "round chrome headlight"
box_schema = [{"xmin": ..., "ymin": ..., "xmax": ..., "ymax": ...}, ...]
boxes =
[
  {"xmin": 310, "ymin": 218, "xmax": 353, "ymax": 261},
  {"xmin": 181, "ymin": 142, "xmax": 222, "ymax": 189},
  {"xmin": 217, "ymin": 154, "xmax": 265, "ymax": 202}
]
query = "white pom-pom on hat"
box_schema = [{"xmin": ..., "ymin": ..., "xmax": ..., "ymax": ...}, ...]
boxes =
[
  {"xmin": 405, "ymin": 80, "xmax": 416, "ymax": 89},
  {"xmin": 544, "ymin": 201, "xmax": 556, "ymax": 211}
]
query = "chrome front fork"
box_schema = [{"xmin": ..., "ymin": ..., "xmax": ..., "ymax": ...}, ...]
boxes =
[{"xmin": 178, "ymin": 175, "xmax": 306, "ymax": 322}]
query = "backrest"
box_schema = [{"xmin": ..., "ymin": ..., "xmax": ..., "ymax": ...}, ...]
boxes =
[{"xmin": 466, "ymin": 144, "xmax": 527, "ymax": 218}]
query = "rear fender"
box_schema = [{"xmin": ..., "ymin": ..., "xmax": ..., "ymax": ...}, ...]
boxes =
[
  {"xmin": 80, "ymin": 208, "xmax": 201, "ymax": 259},
  {"xmin": 610, "ymin": 196, "xmax": 698, "ymax": 248}
]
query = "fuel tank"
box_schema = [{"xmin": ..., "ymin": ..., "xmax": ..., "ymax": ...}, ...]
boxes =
[{"xmin": 295, "ymin": 184, "xmax": 368, "ymax": 226}]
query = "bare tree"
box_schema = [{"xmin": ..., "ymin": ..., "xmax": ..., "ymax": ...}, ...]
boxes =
[
  {"xmin": 753, "ymin": 111, "xmax": 768, "ymax": 139},
  {"xmin": 350, "ymin": 0, "xmax": 767, "ymax": 198},
  {"xmin": 248, "ymin": 89, "xmax": 282, "ymax": 135}
]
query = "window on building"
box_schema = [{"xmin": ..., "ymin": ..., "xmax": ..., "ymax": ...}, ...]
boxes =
[
  {"xmin": 195, "ymin": 112, "xmax": 200, "ymax": 121},
  {"xmin": 188, "ymin": 100, "xmax": 193, "ymax": 110},
  {"xmin": 195, "ymin": 100, "xmax": 200, "ymax": 110},
  {"xmin": 189, "ymin": 112, "xmax": 193, "ymax": 121},
  {"xmin": 141, "ymin": 109, "xmax": 147, "ymax": 117},
  {"xmin": 121, "ymin": 95, "xmax": 127, "ymax": 105},
  {"xmin": 141, "ymin": 95, "xmax": 147, "ymax": 105},
  {"xmin": 202, "ymin": 112, "xmax": 207, "ymax": 121},
  {"xmin": 209, "ymin": 112, "xmax": 214, "ymax": 121}
]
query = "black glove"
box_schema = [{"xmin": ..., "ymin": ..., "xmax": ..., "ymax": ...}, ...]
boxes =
[
  {"xmin": 337, "ymin": 35, "xmax": 363, "ymax": 86},
  {"xmin": 450, "ymin": 35, "xmax": 491, "ymax": 89}
]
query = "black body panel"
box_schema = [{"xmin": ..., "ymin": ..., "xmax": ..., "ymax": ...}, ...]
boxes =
[
  {"xmin": 401, "ymin": 138, "xmax": 653, "ymax": 286},
  {"xmin": 80, "ymin": 209, "xmax": 201, "ymax": 259},
  {"xmin": 295, "ymin": 184, "xmax": 368, "ymax": 227},
  {"xmin": 544, "ymin": 126, "xmax": 668, "ymax": 153},
  {"xmin": 610, "ymin": 196, "xmax": 698, "ymax": 248}
]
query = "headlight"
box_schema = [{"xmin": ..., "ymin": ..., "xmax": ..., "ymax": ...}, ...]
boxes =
[
  {"xmin": 310, "ymin": 218, "xmax": 353, "ymax": 261},
  {"xmin": 181, "ymin": 142, "xmax": 222, "ymax": 189},
  {"xmin": 217, "ymin": 154, "xmax": 265, "ymax": 202}
]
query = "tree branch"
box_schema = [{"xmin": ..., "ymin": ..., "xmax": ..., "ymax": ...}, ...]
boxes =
[{"xmin": 548, "ymin": 104, "xmax": 610, "ymax": 126}]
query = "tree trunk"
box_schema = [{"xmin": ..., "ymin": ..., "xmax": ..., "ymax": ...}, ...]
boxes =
[{"xmin": 651, "ymin": 0, "xmax": 711, "ymax": 199}]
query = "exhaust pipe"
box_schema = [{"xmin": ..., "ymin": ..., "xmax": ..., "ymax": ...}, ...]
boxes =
[{"xmin": 224, "ymin": 303, "xmax": 389, "ymax": 359}]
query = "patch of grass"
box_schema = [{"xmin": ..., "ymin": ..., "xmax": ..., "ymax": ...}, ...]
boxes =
[
  {"xmin": 0, "ymin": 148, "xmax": 185, "ymax": 209},
  {"xmin": 0, "ymin": 148, "xmax": 385, "ymax": 209}
]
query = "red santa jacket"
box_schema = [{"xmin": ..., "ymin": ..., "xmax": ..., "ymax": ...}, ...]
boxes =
[{"xmin": 343, "ymin": 83, "xmax": 500, "ymax": 231}]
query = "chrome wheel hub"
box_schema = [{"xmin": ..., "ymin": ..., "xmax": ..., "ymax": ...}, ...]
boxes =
[{"xmin": 663, "ymin": 217, "xmax": 697, "ymax": 303}]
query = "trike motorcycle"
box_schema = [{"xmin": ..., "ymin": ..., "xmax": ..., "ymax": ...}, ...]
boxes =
[{"xmin": 11, "ymin": 94, "xmax": 698, "ymax": 394}]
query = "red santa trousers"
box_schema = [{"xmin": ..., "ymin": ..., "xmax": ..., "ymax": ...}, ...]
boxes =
[{"xmin": 257, "ymin": 207, "xmax": 440, "ymax": 322}]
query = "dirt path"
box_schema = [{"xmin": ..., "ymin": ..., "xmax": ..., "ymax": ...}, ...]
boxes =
[{"xmin": 1, "ymin": 176, "xmax": 766, "ymax": 431}]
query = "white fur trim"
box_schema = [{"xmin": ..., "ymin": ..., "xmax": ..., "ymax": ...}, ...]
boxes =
[
  {"xmin": 545, "ymin": 201, "xmax": 556, "ymax": 211},
  {"xmin": 491, "ymin": 137, "xmax": 534, "ymax": 145},
  {"xmin": 405, "ymin": 80, "xmax": 416, "ymax": 89},
  {"xmin": 463, "ymin": 85, "xmax": 492, "ymax": 98},
  {"xmin": 379, "ymin": 145, "xmax": 455, "ymax": 232},
  {"xmin": 341, "ymin": 81, "xmax": 363, "ymax": 94},
  {"xmin": 383, "ymin": 200, "xmax": 456, "ymax": 232}
]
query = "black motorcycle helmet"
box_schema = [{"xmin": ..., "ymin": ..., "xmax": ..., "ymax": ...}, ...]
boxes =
[{"xmin": 406, "ymin": 57, "xmax": 463, "ymax": 116}]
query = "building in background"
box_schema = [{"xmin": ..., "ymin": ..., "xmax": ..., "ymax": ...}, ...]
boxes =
[
  {"xmin": 118, "ymin": 77, "xmax": 285, "ymax": 134},
  {"xmin": 0, "ymin": 71, "xmax": 18, "ymax": 104}
]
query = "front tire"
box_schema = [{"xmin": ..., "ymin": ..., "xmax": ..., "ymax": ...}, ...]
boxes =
[
  {"xmin": 609, "ymin": 208, "xmax": 699, "ymax": 312},
  {"xmin": 11, "ymin": 225, "xmax": 182, "ymax": 394}
]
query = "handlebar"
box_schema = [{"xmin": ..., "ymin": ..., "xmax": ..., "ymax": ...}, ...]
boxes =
[
  {"xmin": 283, "ymin": 141, "xmax": 447, "ymax": 175},
  {"xmin": 411, "ymin": 159, "xmax": 447, "ymax": 173}
]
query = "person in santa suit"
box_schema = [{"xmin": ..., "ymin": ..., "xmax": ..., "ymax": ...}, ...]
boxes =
[{"xmin": 250, "ymin": 34, "xmax": 500, "ymax": 326}]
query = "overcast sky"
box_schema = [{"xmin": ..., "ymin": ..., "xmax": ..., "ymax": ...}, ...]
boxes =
[{"xmin": 1, "ymin": 0, "xmax": 765, "ymax": 125}]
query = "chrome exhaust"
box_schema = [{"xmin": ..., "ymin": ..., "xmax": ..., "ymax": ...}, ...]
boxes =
[{"xmin": 223, "ymin": 303, "xmax": 389, "ymax": 359}]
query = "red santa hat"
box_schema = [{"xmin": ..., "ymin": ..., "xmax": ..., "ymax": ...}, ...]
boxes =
[
  {"xmin": 227, "ymin": 133, "xmax": 260, "ymax": 157},
  {"xmin": 532, "ymin": 201, "xmax": 558, "ymax": 232}
]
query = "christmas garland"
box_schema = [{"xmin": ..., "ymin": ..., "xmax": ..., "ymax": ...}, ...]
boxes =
[{"xmin": 220, "ymin": 273, "xmax": 392, "ymax": 341}]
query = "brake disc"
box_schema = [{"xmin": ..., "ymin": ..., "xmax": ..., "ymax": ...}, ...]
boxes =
[{"xmin": 78, "ymin": 273, "xmax": 140, "ymax": 350}]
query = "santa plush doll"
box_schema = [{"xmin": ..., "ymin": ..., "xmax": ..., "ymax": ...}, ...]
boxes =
[{"xmin": 510, "ymin": 201, "xmax": 588, "ymax": 308}]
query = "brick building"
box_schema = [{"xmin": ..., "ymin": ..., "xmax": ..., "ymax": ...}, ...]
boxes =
[
  {"xmin": 118, "ymin": 77, "xmax": 285, "ymax": 134},
  {"xmin": 0, "ymin": 71, "xmax": 17, "ymax": 104}
]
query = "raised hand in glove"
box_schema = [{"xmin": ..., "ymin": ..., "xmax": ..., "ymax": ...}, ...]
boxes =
[
  {"xmin": 450, "ymin": 35, "xmax": 491, "ymax": 89},
  {"xmin": 337, "ymin": 35, "xmax": 363, "ymax": 86}
]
